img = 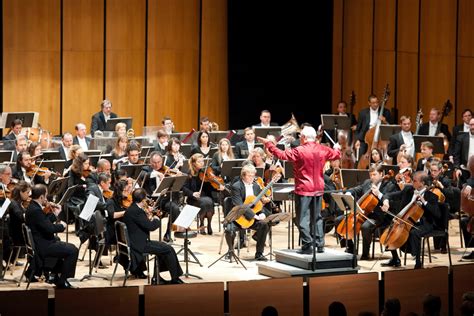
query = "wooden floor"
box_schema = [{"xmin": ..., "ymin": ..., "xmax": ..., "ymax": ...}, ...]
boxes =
[{"xmin": 1, "ymin": 205, "xmax": 473, "ymax": 295}]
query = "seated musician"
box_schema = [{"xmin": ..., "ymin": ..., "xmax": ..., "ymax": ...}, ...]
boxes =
[
  {"xmin": 25, "ymin": 184, "xmax": 78, "ymax": 289},
  {"xmin": 211, "ymin": 138, "xmax": 234, "ymax": 177},
  {"xmin": 416, "ymin": 141, "xmax": 435, "ymax": 172},
  {"xmin": 381, "ymin": 171, "xmax": 440, "ymax": 268},
  {"xmin": 387, "ymin": 116, "xmax": 415, "ymax": 164},
  {"xmin": 253, "ymin": 109, "xmax": 278, "ymax": 127},
  {"xmin": 235, "ymin": 127, "xmax": 256, "ymax": 159},
  {"xmin": 7, "ymin": 181, "xmax": 31, "ymax": 261},
  {"xmin": 460, "ymin": 176, "xmax": 474, "ymax": 260},
  {"xmin": 224, "ymin": 164, "xmax": 271, "ymax": 261},
  {"xmin": 142, "ymin": 151, "xmax": 180, "ymax": 242},
  {"xmin": 191, "ymin": 130, "xmax": 213, "ymax": 158},
  {"xmin": 96, "ymin": 158, "xmax": 112, "ymax": 175},
  {"xmin": 395, "ymin": 154, "xmax": 414, "ymax": 191},
  {"xmin": 123, "ymin": 188, "xmax": 184, "ymax": 284},
  {"xmin": 199, "ymin": 116, "xmax": 211, "ymax": 133},
  {"xmin": 247, "ymin": 147, "xmax": 270, "ymax": 173},
  {"xmin": 429, "ymin": 158, "xmax": 454, "ymax": 253},
  {"xmin": 90, "ymin": 99, "xmax": 118, "ymax": 136},
  {"xmin": 117, "ymin": 141, "xmax": 141, "ymax": 169},
  {"xmin": 12, "ymin": 151, "xmax": 51, "ymax": 185},
  {"xmin": 164, "ymin": 137, "xmax": 185, "ymax": 171},
  {"xmin": 63, "ymin": 144, "xmax": 84, "ymax": 173},
  {"xmin": 370, "ymin": 148, "xmax": 384, "ymax": 166},
  {"xmin": 73, "ymin": 123, "xmax": 91, "ymax": 151},
  {"xmin": 28, "ymin": 142, "xmax": 43, "ymax": 164},
  {"xmin": 3, "ymin": 119, "xmax": 23, "ymax": 144},
  {"xmin": 161, "ymin": 116, "xmax": 175, "ymax": 134},
  {"xmin": 0, "ymin": 165, "xmax": 19, "ymax": 266},
  {"xmin": 154, "ymin": 128, "xmax": 169, "ymax": 156},
  {"xmin": 453, "ymin": 117, "xmax": 474, "ymax": 185},
  {"xmin": 115, "ymin": 122, "xmax": 127, "ymax": 138},
  {"xmin": 12, "ymin": 135, "xmax": 28, "ymax": 162},
  {"xmin": 58, "ymin": 132, "xmax": 73, "ymax": 161},
  {"xmin": 335, "ymin": 164, "xmax": 399, "ymax": 259},
  {"xmin": 183, "ymin": 153, "xmax": 224, "ymax": 235},
  {"xmin": 110, "ymin": 135, "xmax": 128, "ymax": 161}
]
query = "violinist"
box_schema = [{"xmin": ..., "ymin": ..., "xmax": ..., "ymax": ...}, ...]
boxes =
[
  {"xmin": 416, "ymin": 141, "xmax": 435, "ymax": 172},
  {"xmin": 183, "ymin": 153, "xmax": 224, "ymax": 235},
  {"xmin": 12, "ymin": 152, "xmax": 51, "ymax": 185},
  {"xmin": 370, "ymin": 148, "xmax": 384, "ymax": 166},
  {"xmin": 381, "ymin": 171, "xmax": 440, "ymax": 268},
  {"xmin": 354, "ymin": 94, "xmax": 391, "ymax": 156},
  {"xmin": 25, "ymin": 184, "xmax": 78, "ymax": 289},
  {"xmin": 210, "ymin": 138, "xmax": 234, "ymax": 177},
  {"xmin": 154, "ymin": 128, "xmax": 169, "ymax": 156},
  {"xmin": 335, "ymin": 164, "xmax": 399, "ymax": 259},
  {"xmin": 164, "ymin": 137, "xmax": 185, "ymax": 171},
  {"xmin": 142, "ymin": 152, "xmax": 180, "ymax": 242},
  {"xmin": 387, "ymin": 116, "xmax": 415, "ymax": 164},
  {"xmin": 110, "ymin": 135, "xmax": 128, "ymax": 161},
  {"xmin": 191, "ymin": 130, "xmax": 213, "ymax": 158},
  {"xmin": 63, "ymin": 144, "xmax": 84, "ymax": 175},
  {"xmin": 116, "ymin": 141, "xmax": 141, "ymax": 170},
  {"xmin": 12, "ymin": 135, "xmax": 28, "ymax": 162},
  {"xmin": 0, "ymin": 165, "xmax": 16, "ymax": 198},
  {"xmin": 104, "ymin": 179, "xmax": 129, "ymax": 247},
  {"xmin": 96, "ymin": 158, "xmax": 112, "ymax": 176},
  {"xmin": 28, "ymin": 141, "xmax": 43, "ymax": 164},
  {"xmin": 395, "ymin": 154, "xmax": 414, "ymax": 190}
]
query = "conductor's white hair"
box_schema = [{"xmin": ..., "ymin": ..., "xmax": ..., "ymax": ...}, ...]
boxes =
[{"xmin": 301, "ymin": 126, "xmax": 316, "ymax": 141}]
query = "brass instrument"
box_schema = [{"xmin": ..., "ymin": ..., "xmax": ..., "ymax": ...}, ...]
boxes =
[
  {"xmin": 280, "ymin": 113, "xmax": 300, "ymax": 138},
  {"xmin": 209, "ymin": 121, "xmax": 220, "ymax": 132},
  {"xmin": 126, "ymin": 128, "xmax": 135, "ymax": 139}
]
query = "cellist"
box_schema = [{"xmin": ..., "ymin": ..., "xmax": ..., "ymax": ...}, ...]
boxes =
[
  {"xmin": 335, "ymin": 164, "xmax": 398, "ymax": 259},
  {"xmin": 381, "ymin": 171, "xmax": 440, "ymax": 268}
]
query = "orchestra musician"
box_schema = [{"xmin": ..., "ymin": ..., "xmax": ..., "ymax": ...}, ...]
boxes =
[
  {"xmin": 253, "ymin": 110, "xmax": 278, "ymax": 127},
  {"xmin": 235, "ymin": 127, "xmax": 256, "ymax": 159},
  {"xmin": 452, "ymin": 109, "xmax": 472, "ymax": 146},
  {"xmin": 12, "ymin": 135, "xmax": 28, "ymax": 162},
  {"xmin": 224, "ymin": 164, "xmax": 271, "ymax": 261},
  {"xmin": 91, "ymin": 99, "xmax": 118, "ymax": 136},
  {"xmin": 395, "ymin": 154, "xmax": 414, "ymax": 192},
  {"xmin": 199, "ymin": 116, "xmax": 211, "ymax": 132},
  {"xmin": 110, "ymin": 135, "xmax": 128, "ymax": 161},
  {"xmin": 96, "ymin": 158, "xmax": 112, "ymax": 175},
  {"xmin": 123, "ymin": 188, "xmax": 184, "ymax": 284},
  {"xmin": 28, "ymin": 142, "xmax": 42, "ymax": 164},
  {"xmin": 335, "ymin": 164, "xmax": 399, "ymax": 258},
  {"xmin": 370, "ymin": 148, "xmax": 384, "ymax": 166},
  {"xmin": 104, "ymin": 179, "xmax": 129, "ymax": 247},
  {"xmin": 3, "ymin": 119, "xmax": 23, "ymax": 150},
  {"xmin": 418, "ymin": 108, "xmax": 451, "ymax": 141},
  {"xmin": 453, "ymin": 117, "xmax": 474, "ymax": 183},
  {"xmin": 210, "ymin": 138, "xmax": 235, "ymax": 177},
  {"xmin": 183, "ymin": 153, "xmax": 224, "ymax": 235},
  {"xmin": 63, "ymin": 144, "xmax": 84, "ymax": 174},
  {"xmin": 0, "ymin": 165, "xmax": 17, "ymax": 267},
  {"xmin": 460, "ymin": 164, "xmax": 474, "ymax": 260},
  {"xmin": 260, "ymin": 126, "xmax": 341, "ymax": 254},
  {"xmin": 73, "ymin": 123, "xmax": 91, "ymax": 151},
  {"xmin": 335, "ymin": 101, "xmax": 357, "ymax": 131},
  {"xmin": 154, "ymin": 129, "xmax": 169, "ymax": 156},
  {"xmin": 387, "ymin": 116, "xmax": 415, "ymax": 163},
  {"xmin": 416, "ymin": 141, "xmax": 435, "ymax": 172},
  {"xmin": 161, "ymin": 116, "xmax": 175, "ymax": 134},
  {"xmin": 115, "ymin": 122, "xmax": 127, "ymax": 138},
  {"xmin": 381, "ymin": 171, "xmax": 440, "ymax": 268},
  {"xmin": 12, "ymin": 152, "xmax": 51, "ymax": 185},
  {"xmin": 58, "ymin": 133, "xmax": 73, "ymax": 161},
  {"xmin": 164, "ymin": 137, "xmax": 185, "ymax": 171},
  {"xmin": 115, "ymin": 142, "xmax": 141, "ymax": 170},
  {"xmin": 191, "ymin": 130, "xmax": 214, "ymax": 158},
  {"xmin": 142, "ymin": 152, "xmax": 180, "ymax": 242},
  {"xmin": 25, "ymin": 184, "xmax": 78, "ymax": 289},
  {"xmin": 354, "ymin": 94, "xmax": 392, "ymax": 156}
]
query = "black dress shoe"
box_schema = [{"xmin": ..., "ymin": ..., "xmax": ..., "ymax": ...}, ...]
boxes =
[
  {"xmin": 317, "ymin": 247, "xmax": 324, "ymax": 253},
  {"xmin": 462, "ymin": 251, "xmax": 474, "ymax": 260},
  {"xmin": 170, "ymin": 278, "xmax": 184, "ymax": 284},
  {"xmin": 207, "ymin": 226, "xmax": 213, "ymax": 235},
  {"xmin": 163, "ymin": 234, "xmax": 171, "ymax": 242},
  {"xmin": 56, "ymin": 280, "xmax": 75, "ymax": 289},
  {"xmin": 414, "ymin": 261, "xmax": 422, "ymax": 269},
  {"xmin": 381, "ymin": 259, "xmax": 401, "ymax": 267},
  {"xmin": 255, "ymin": 253, "xmax": 268, "ymax": 261},
  {"xmin": 133, "ymin": 271, "xmax": 148, "ymax": 279},
  {"xmin": 297, "ymin": 246, "xmax": 312, "ymax": 255},
  {"xmin": 359, "ymin": 255, "xmax": 370, "ymax": 261}
]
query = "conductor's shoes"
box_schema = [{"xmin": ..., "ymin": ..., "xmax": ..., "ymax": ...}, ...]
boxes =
[
  {"xmin": 255, "ymin": 253, "xmax": 268, "ymax": 261},
  {"xmin": 380, "ymin": 259, "xmax": 401, "ymax": 267},
  {"xmin": 170, "ymin": 278, "xmax": 185, "ymax": 284},
  {"xmin": 56, "ymin": 280, "xmax": 75, "ymax": 289},
  {"xmin": 317, "ymin": 247, "xmax": 325, "ymax": 253},
  {"xmin": 462, "ymin": 251, "xmax": 474, "ymax": 260},
  {"xmin": 297, "ymin": 246, "xmax": 312, "ymax": 255}
]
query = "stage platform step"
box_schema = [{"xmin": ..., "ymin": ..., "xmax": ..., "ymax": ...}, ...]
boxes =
[{"xmin": 257, "ymin": 248, "xmax": 358, "ymax": 278}]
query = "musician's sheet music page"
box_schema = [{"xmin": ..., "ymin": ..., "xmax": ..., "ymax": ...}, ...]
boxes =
[{"xmin": 174, "ymin": 204, "xmax": 200, "ymax": 229}]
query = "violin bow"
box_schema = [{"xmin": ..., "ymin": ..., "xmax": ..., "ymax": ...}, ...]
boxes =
[{"xmin": 197, "ymin": 158, "xmax": 211, "ymax": 195}]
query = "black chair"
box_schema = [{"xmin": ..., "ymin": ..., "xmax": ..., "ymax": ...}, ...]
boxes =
[
  {"xmin": 421, "ymin": 205, "xmax": 452, "ymax": 268},
  {"xmin": 18, "ymin": 224, "xmax": 35, "ymax": 289},
  {"xmin": 81, "ymin": 210, "xmax": 108, "ymax": 281}
]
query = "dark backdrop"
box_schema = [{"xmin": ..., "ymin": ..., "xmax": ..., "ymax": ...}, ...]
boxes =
[{"xmin": 228, "ymin": 1, "xmax": 333, "ymax": 129}]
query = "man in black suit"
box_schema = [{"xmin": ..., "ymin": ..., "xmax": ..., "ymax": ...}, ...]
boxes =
[
  {"xmin": 2, "ymin": 119, "xmax": 23, "ymax": 150},
  {"xmin": 25, "ymin": 184, "xmax": 78, "ymax": 288},
  {"xmin": 123, "ymin": 188, "xmax": 183, "ymax": 284},
  {"xmin": 58, "ymin": 133, "xmax": 73, "ymax": 161},
  {"xmin": 90, "ymin": 99, "xmax": 118, "ymax": 136},
  {"xmin": 355, "ymin": 94, "xmax": 391, "ymax": 155},
  {"xmin": 253, "ymin": 110, "xmax": 279, "ymax": 127},
  {"xmin": 224, "ymin": 164, "xmax": 270, "ymax": 261},
  {"xmin": 235, "ymin": 127, "xmax": 256, "ymax": 159},
  {"xmin": 153, "ymin": 129, "xmax": 169, "ymax": 156},
  {"xmin": 12, "ymin": 135, "xmax": 28, "ymax": 162},
  {"xmin": 387, "ymin": 116, "xmax": 415, "ymax": 163},
  {"xmin": 451, "ymin": 109, "xmax": 473, "ymax": 155},
  {"xmin": 454, "ymin": 118, "xmax": 474, "ymax": 182},
  {"xmin": 417, "ymin": 108, "xmax": 451, "ymax": 142},
  {"xmin": 73, "ymin": 123, "xmax": 91, "ymax": 151},
  {"xmin": 381, "ymin": 171, "xmax": 440, "ymax": 268},
  {"xmin": 13, "ymin": 152, "xmax": 51, "ymax": 185}
]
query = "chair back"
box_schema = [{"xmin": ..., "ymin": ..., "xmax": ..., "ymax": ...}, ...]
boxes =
[
  {"xmin": 115, "ymin": 221, "xmax": 131, "ymax": 259},
  {"xmin": 93, "ymin": 210, "xmax": 106, "ymax": 236},
  {"xmin": 21, "ymin": 223, "xmax": 35, "ymax": 259}
]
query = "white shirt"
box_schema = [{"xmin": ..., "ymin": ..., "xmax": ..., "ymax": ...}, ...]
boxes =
[
  {"xmin": 469, "ymin": 133, "xmax": 474, "ymax": 160},
  {"xmin": 104, "ymin": 113, "xmax": 110, "ymax": 122},
  {"xmin": 412, "ymin": 187, "xmax": 427, "ymax": 205},
  {"xmin": 21, "ymin": 167, "xmax": 33, "ymax": 184},
  {"xmin": 260, "ymin": 123, "xmax": 270, "ymax": 127},
  {"xmin": 244, "ymin": 182, "xmax": 254, "ymax": 198},
  {"xmin": 77, "ymin": 136, "xmax": 88, "ymax": 151},
  {"xmin": 463, "ymin": 123, "xmax": 470, "ymax": 133},
  {"xmin": 429, "ymin": 122, "xmax": 438, "ymax": 136},
  {"xmin": 401, "ymin": 131, "xmax": 414, "ymax": 157},
  {"xmin": 369, "ymin": 108, "xmax": 379, "ymax": 128},
  {"xmin": 247, "ymin": 141, "xmax": 255, "ymax": 152},
  {"xmin": 62, "ymin": 145, "xmax": 70, "ymax": 160}
]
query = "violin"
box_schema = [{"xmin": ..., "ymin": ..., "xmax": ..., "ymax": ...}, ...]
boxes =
[
  {"xmin": 26, "ymin": 164, "xmax": 51, "ymax": 178},
  {"xmin": 122, "ymin": 194, "xmax": 133, "ymax": 208},
  {"xmin": 330, "ymin": 167, "xmax": 343, "ymax": 190},
  {"xmin": 198, "ymin": 166, "xmax": 229, "ymax": 193},
  {"xmin": 395, "ymin": 168, "xmax": 412, "ymax": 190},
  {"xmin": 43, "ymin": 201, "xmax": 61, "ymax": 215},
  {"xmin": 103, "ymin": 189, "xmax": 113, "ymax": 199},
  {"xmin": 0, "ymin": 187, "xmax": 12, "ymax": 199}
]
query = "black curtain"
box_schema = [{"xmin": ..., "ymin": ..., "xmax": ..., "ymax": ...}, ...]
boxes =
[{"xmin": 228, "ymin": 1, "xmax": 333, "ymax": 129}]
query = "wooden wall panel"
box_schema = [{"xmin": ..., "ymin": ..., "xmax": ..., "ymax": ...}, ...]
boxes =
[
  {"xmin": 373, "ymin": 0, "xmax": 395, "ymax": 101},
  {"xmin": 200, "ymin": 0, "xmax": 228, "ymax": 130},
  {"xmin": 331, "ymin": 0, "xmax": 343, "ymax": 111},
  {"xmin": 419, "ymin": 0, "xmax": 456, "ymax": 128},
  {"xmin": 63, "ymin": 0, "xmax": 104, "ymax": 134},
  {"xmin": 147, "ymin": 0, "xmax": 199, "ymax": 132},
  {"xmin": 452, "ymin": 264, "xmax": 474, "ymax": 315},
  {"xmin": 342, "ymin": 0, "xmax": 373, "ymax": 116},
  {"xmin": 106, "ymin": 0, "xmax": 145, "ymax": 133},
  {"xmin": 3, "ymin": 0, "xmax": 61, "ymax": 134}
]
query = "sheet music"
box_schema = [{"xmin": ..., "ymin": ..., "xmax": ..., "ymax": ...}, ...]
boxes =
[
  {"xmin": 273, "ymin": 186, "xmax": 294, "ymax": 193},
  {"xmin": 79, "ymin": 194, "xmax": 99, "ymax": 221},
  {"xmin": 173, "ymin": 204, "xmax": 200, "ymax": 229},
  {"xmin": 0, "ymin": 198, "xmax": 11, "ymax": 218}
]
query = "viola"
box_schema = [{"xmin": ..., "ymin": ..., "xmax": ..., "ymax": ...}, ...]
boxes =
[
  {"xmin": 103, "ymin": 189, "xmax": 113, "ymax": 199},
  {"xmin": 198, "ymin": 166, "xmax": 229, "ymax": 193},
  {"xmin": 122, "ymin": 194, "xmax": 133, "ymax": 208},
  {"xmin": 395, "ymin": 168, "xmax": 412, "ymax": 190},
  {"xmin": 43, "ymin": 201, "xmax": 60, "ymax": 215},
  {"xmin": 26, "ymin": 164, "xmax": 51, "ymax": 178}
]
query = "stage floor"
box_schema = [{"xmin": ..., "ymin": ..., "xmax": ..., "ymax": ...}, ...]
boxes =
[{"xmin": 1, "ymin": 208, "xmax": 473, "ymax": 295}]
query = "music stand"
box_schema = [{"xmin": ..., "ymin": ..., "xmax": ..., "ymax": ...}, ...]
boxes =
[
  {"xmin": 58, "ymin": 184, "xmax": 84, "ymax": 243},
  {"xmin": 120, "ymin": 164, "xmax": 145, "ymax": 179},
  {"xmin": 84, "ymin": 150, "xmax": 101, "ymax": 156},
  {"xmin": 380, "ymin": 164, "xmax": 400, "ymax": 175},
  {"xmin": 284, "ymin": 161, "xmax": 294, "ymax": 179},
  {"xmin": 221, "ymin": 159, "xmax": 246, "ymax": 177},
  {"xmin": 208, "ymin": 205, "xmax": 248, "ymax": 269},
  {"xmin": 273, "ymin": 183, "xmax": 295, "ymax": 249},
  {"xmin": 89, "ymin": 154, "xmax": 114, "ymax": 168},
  {"xmin": 331, "ymin": 192, "xmax": 359, "ymax": 264},
  {"xmin": 340, "ymin": 169, "xmax": 369, "ymax": 188},
  {"xmin": 0, "ymin": 112, "xmax": 38, "ymax": 129},
  {"xmin": 321, "ymin": 114, "xmax": 351, "ymax": 143},
  {"xmin": 208, "ymin": 131, "xmax": 229, "ymax": 144},
  {"xmin": 48, "ymin": 176, "xmax": 70, "ymax": 203},
  {"xmin": 0, "ymin": 150, "xmax": 13, "ymax": 163},
  {"xmin": 105, "ymin": 117, "xmax": 132, "ymax": 131},
  {"xmin": 173, "ymin": 204, "xmax": 202, "ymax": 279},
  {"xmin": 41, "ymin": 150, "xmax": 62, "ymax": 161},
  {"xmin": 413, "ymin": 135, "xmax": 445, "ymax": 155},
  {"xmin": 41, "ymin": 160, "xmax": 67, "ymax": 175},
  {"xmin": 254, "ymin": 127, "xmax": 282, "ymax": 139},
  {"xmin": 379, "ymin": 125, "xmax": 402, "ymax": 142},
  {"xmin": 262, "ymin": 213, "xmax": 291, "ymax": 261},
  {"xmin": 180, "ymin": 144, "xmax": 192, "ymax": 158}
]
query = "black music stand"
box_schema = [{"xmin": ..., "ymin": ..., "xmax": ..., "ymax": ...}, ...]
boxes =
[
  {"xmin": 379, "ymin": 125, "xmax": 402, "ymax": 142},
  {"xmin": 208, "ymin": 206, "xmax": 248, "ymax": 269},
  {"xmin": 58, "ymin": 184, "xmax": 83, "ymax": 243},
  {"xmin": 0, "ymin": 112, "xmax": 38, "ymax": 129},
  {"xmin": 208, "ymin": 132, "xmax": 229, "ymax": 144},
  {"xmin": 340, "ymin": 168, "xmax": 369, "ymax": 188},
  {"xmin": 0, "ymin": 150, "xmax": 13, "ymax": 163},
  {"xmin": 105, "ymin": 117, "xmax": 132, "ymax": 131},
  {"xmin": 41, "ymin": 160, "xmax": 67, "ymax": 175},
  {"xmin": 262, "ymin": 213, "xmax": 291, "ymax": 261},
  {"xmin": 273, "ymin": 183, "xmax": 295, "ymax": 249},
  {"xmin": 120, "ymin": 164, "xmax": 146, "ymax": 179},
  {"xmin": 84, "ymin": 150, "xmax": 101, "ymax": 156},
  {"xmin": 180, "ymin": 144, "xmax": 192, "ymax": 158},
  {"xmin": 331, "ymin": 192, "xmax": 359, "ymax": 265},
  {"xmin": 321, "ymin": 114, "xmax": 351, "ymax": 142},
  {"xmin": 88, "ymin": 154, "xmax": 113, "ymax": 168},
  {"xmin": 413, "ymin": 135, "xmax": 445, "ymax": 155},
  {"xmin": 41, "ymin": 150, "xmax": 63, "ymax": 161},
  {"xmin": 254, "ymin": 127, "xmax": 282, "ymax": 139},
  {"xmin": 48, "ymin": 176, "xmax": 70, "ymax": 203}
]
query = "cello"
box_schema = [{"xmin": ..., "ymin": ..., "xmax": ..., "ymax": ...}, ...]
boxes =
[{"xmin": 357, "ymin": 85, "xmax": 390, "ymax": 169}]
